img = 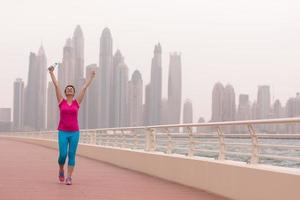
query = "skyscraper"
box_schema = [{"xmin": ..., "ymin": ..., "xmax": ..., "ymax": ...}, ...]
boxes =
[
  {"xmin": 167, "ymin": 52, "xmax": 182, "ymax": 126},
  {"xmin": 24, "ymin": 52, "xmax": 37, "ymax": 130},
  {"xmin": 110, "ymin": 50, "xmax": 124, "ymax": 127},
  {"xmin": 160, "ymin": 98, "xmax": 169, "ymax": 125},
  {"xmin": 256, "ymin": 85, "xmax": 271, "ymax": 131},
  {"xmin": 256, "ymin": 85, "xmax": 271, "ymax": 120},
  {"xmin": 73, "ymin": 25, "xmax": 84, "ymax": 89},
  {"xmin": 113, "ymin": 61, "xmax": 129, "ymax": 127},
  {"xmin": 286, "ymin": 97, "xmax": 294, "ymax": 133},
  {"xmin": 211, "ymin": 82, "xmax": 224, "ymax": 122},
  {"xmin": 272, "ymin": 99, "xmax": 284, "ymax": 119},
  {"xmin": 271, "ymin": 99, "xmax": 284, "ymax": 133},
  {"xmin": 36, "ymin": 46, "xmax": 47, "ymax": 130},
  {"xmin": 58, "ymin": 25, "xmax": 84, "ymax": 93},
  {"xmin": 24, "ymin": 46, "xmax": 47, "ymax": 130},
  {"xmin": 236, "ymin": 94, "xmax": 251, "ymax": 133},
  {"xmin": 149, "ymin": 43, "xmax": 162, "ymax": 125},
  {"xmin": 237, "ymin": 94, "xmax": 251, "ymax": 121},
  {"xmin": 286, "ymin": 97, "xmax": 295, "ymax": 118},
  {"xmin": 251, "ymin": 101, "xmax": 257, "ymax": 120},
  {"xmin": 47, "ymin": 82, "xmax": 58, "ymax": 130},
  {"xmin": 143, "ymin": 84, "xmax": 151, "ymax": 125},
  {"xmin": 99, "ymin": 27, "xmax": 113, "ymax": 128},
  {"xmin": 183, "ymin": 99, "xmax": 193, "ymax": 124},
  {"xmin": 128, "ymin": 70, "xmax": 143, "ymax": 127},
  {"xmin": 59, "ymin": 38, "xmax": 75, "ymax": 88},
  {"xmin": 285, "ymin": 93, "xmax": 300, "ymax": 134},
  {"xmin": 13, "ymin": 78, "xmax": 24, "ymax": 131},
  {"xmin": 72, "ymin": 25, "xmax": 85, "ymax": 128},
  {"xmin": 222, "ymin": 84, "xmax": 236, "ymax": 121},
  {"xmin": 86, "ymin": 64, "xmax": 99, "ymax": 129}
]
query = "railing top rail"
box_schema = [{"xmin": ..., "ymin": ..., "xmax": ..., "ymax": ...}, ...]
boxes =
[
  {"xmin": 83, "ymin": 117, "xmax": 300, "ymax": 132},
  {"xmin": 5, "ymin": 117, "xmax": 300, "ymax": 134},
  {"xmin": 147, "ymin": 118, "xmax": 300, "ymax": 128}
]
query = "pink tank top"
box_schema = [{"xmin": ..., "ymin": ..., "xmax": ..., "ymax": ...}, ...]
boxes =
[{"xmin": 57, "ymin": 99, "xmax": 80, "ymax": 131}]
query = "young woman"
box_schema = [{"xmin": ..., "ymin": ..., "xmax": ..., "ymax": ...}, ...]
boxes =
[{"xmin": 48, "ymin": 65, "xmax": 96, "ymax": 185}]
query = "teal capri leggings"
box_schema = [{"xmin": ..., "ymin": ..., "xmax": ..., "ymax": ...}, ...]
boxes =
[{"xmin": 58, "ymin": 130, "xmax": 80, "ymax": 166}]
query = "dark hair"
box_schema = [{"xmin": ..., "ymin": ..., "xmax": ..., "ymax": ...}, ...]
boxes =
[{"xmin": 64, "ymin": 85, "xmax": 76, "ymax": 94}]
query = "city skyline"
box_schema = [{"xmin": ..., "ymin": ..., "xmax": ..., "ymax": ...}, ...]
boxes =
[
  {"xmin": 7, "ymin": 25, "xmax": 300, "ymax": 124},
  {"xmin": 1, "ymin": 0, "xmax": 300, "ymax": 122},
  {"xmin": 6, "ymin": 25, "xmax": 300, "ymax": 127},
  {"xmin": 6, "ymin": 33, "xmax": 300, "ymax": 132}
]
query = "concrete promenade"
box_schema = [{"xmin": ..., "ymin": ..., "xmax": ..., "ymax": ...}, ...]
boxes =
[{"xmin": 0, "ymin": 138, "xmax": 228, "ymax": 200}]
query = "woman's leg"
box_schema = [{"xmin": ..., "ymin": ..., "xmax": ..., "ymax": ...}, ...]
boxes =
[
  {"xmin": 58, "ymin": 131, "xmax": 68, "ymax": 169},
  {"xmin": 67, "ymin": 131, "xmax": 80, "ymax": 177}
]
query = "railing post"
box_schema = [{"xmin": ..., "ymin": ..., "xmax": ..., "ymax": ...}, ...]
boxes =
[
  {"xmin": 95, "ymin": 130, "xmax": 100, "ymax": 145},
  {"xmin": 106, "ymin": 130, "xmax": 109, "ymax": 146},
  {"xmin": 164, "ymin": 128, "xmax": 173, "ymax": 154},
  {"xmin": 90, "ymin": 131, "xmax": 96, "ymax": 145},
  {"xmin": 110, "ymin": 130, "xmax": 114, "ymax": 146},
  {"xmin": 133, "ymin": 129, "xmax": 138, "ymax": 149},
  {"xmin": 146, "ymin": 128, "xmax": 151, "ymax": 151},
  {"xmin": 248, "ymin": 124, "xmax": 259, "ymax": 164},
  {"xmin": 217, "ymin": 126, "xmax": 225, "ymax": 160},
  {"xmin": 112, "ymin": 130, "xmax": 116, "ymax": 147},
  {"xmin": 121, "ymin": 130, "xmax": 125, "ymax": 148},
  {"xmin": 104, "ymin": 130, "xmax": 108, "ymax": 146},
  {"xmin": 129, "ymin": 130, "xmax": 134, "ymax": 149},
  {"xmin": 146, "ymin": 128, "xmax": 156, "ymax": 151},
  {"xmin": 99, "ymin": 130, "xmax": 103, "ymax": 145},
  {"xmin": 99, "ymin": 130, "xmax": 104, "ymax": 146},
  {"xmin": 187, "ymin": 126, "xmax": 194, "ymax": 157},
  {"xmin": 88, "ymin": 131, "xmax": 91, "ymax": 144}
]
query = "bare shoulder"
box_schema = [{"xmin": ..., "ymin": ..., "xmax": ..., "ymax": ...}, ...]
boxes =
[
  {"xmin": 74, "ymin": 98, "xmax": 81, "ymax": 107},
  {"xmin": 58, "ymin": 98, "xmax": 65, "ymax": 106}
]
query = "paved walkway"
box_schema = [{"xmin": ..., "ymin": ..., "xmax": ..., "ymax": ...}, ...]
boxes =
[{"xmin": 0, "ymin": 138, "xmax": 228, "ymax": 200}]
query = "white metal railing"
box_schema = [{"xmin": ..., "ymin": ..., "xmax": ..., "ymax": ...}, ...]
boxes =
[{"xmin": 1, "ymin": 118, "xmax": 300, "ymax": 168}]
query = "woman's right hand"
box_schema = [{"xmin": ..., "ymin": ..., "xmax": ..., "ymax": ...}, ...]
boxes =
[{"xmin": 48, "ymin": 66, "xmax": 54, "ymax": 73}]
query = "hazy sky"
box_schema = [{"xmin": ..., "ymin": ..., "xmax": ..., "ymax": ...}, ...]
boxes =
[{"xmin": 1, "ymin": 0, "xmax": 300, "ymax": 122}]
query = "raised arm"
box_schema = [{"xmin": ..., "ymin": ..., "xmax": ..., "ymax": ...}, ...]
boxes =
[
  {"xmin": 48, "ymin": 66, "xmax": 63, "ymax": 103},
  {"xmin": 76, "ymin": 70, "xmax": 96, "ymax": 104}
]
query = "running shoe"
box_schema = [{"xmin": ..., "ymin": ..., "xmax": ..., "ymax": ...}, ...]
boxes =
[
  {"xmin": 66, "ymin": 176, "xmax": 72, "ymax": 185},
  {"xmin": 58, "ymin": 170, "xmax": 65, "ymax": 182}
]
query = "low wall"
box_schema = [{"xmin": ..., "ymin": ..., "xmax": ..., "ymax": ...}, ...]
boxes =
[{"xmin": 2, "ymin": 136, "xmax": 300, "ymax": 200}]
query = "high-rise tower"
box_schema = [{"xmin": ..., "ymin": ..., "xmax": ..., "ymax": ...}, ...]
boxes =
[
  {"xmin": 128, "ymin": 70, "xmax": 143, "ymax": 127},
  {"xmin": 73, "ymin": 25, "xmax": 84, "ymax": 89},
  {"xmin": 167, "ymin": 52, "xmax": 182, "ymax": 126},
  {"xmin": 222, "ymin": 84, "xmax": 236, "ymax": 121},
  {"xmin": 13, "ymin": 78, "xmax": 24, "ymax": 130},
  {"xmin": 183, "ymin": 99, "xmax": 193, "ymax": 124},
  {"xmin": 113, "ymin": 61, "xmax": 129, "ymax": 127},
  {"xmin": 24, "ymin": 46, "xmax": 47, "ymax": 130},
  {"xmin": 110, "ymin": 50, "xmax": 124, "ymax": 127},
  {"xmin": 99, "ymin": 27, "xmax": 113, "ymax": 128},
  {"xmin": 211, "ymin": 82, "xmax": 224, "ymax": 122},
  {"xmin": 148, "ymin": 43, "xmax": 162, "ymax": 125},
  {"xmin": 47, "ymin": 82, "xmax": 58, "ymax": 130}
]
